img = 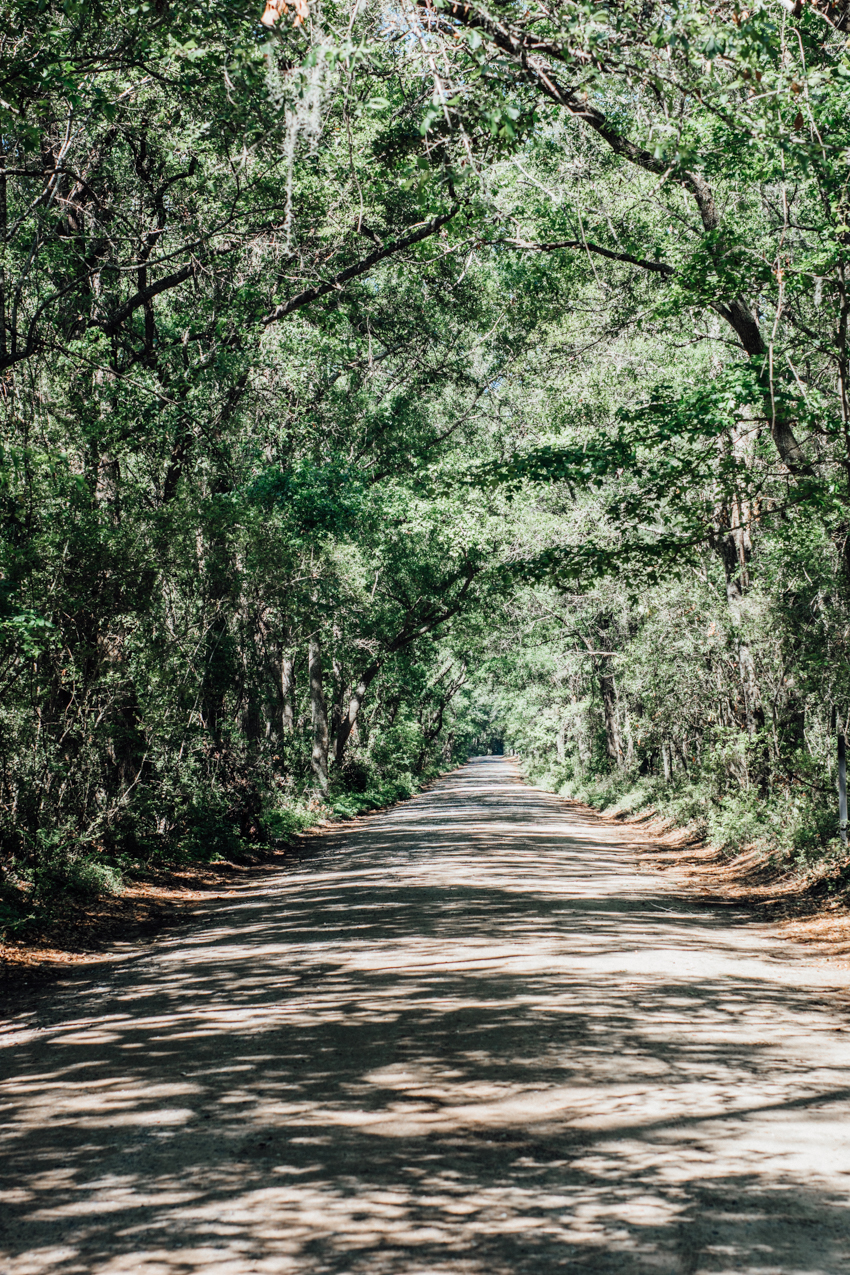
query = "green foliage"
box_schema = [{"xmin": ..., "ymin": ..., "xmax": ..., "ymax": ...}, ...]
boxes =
[{"xmin": 5, "ymin": 0, "xmax": 850, "ymax": 934}]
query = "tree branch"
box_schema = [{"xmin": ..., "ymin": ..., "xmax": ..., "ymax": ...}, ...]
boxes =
[
  {"xmin": 439, "ymin": 3, "xmax": 812, "ymax": 475},
  {"xmin": 261, "ymin": 207, "xmax": 459, "ymax": 326},
  {"xmin": 100, "ymin": 261, "xmax": 197, "ymax": 336},
  {"xmin": 496, "ymin": 236, "xmax": 674, "ymax": 276}
]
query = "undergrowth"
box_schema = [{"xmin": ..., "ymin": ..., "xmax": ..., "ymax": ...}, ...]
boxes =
[
  {"xmin": 0, "ymin": 742, "xmax": 456, "ymax": 939},
  {"xmin": 525, "ymin": 755, "xmax": 850, "ymax": 890}
]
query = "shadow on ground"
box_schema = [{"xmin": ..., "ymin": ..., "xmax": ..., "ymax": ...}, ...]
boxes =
[{"xmin": 2, "ymin": 759, "xmax": 850, "ymax": 1274}]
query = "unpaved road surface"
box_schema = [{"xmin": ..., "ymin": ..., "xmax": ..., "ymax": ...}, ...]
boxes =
[{"xmin": 3, "ymin": 758, "xmax": 850, "ymax": 1275}]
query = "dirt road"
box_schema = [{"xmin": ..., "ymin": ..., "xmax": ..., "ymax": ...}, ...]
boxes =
[{"xmin": 2, "ymin": 757, "xmax": 850, "ymax": 1274}]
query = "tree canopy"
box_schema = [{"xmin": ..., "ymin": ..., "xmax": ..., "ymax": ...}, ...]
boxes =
[{"xmin": 3, "ymin": 0, "xmax": 850, "ymax": 919}]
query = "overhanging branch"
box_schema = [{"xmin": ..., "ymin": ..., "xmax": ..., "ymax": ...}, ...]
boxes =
[
  {"xmin": 495, "ymin": 236, "xmax": 674, "ymax": 276},
  {"xmin": 261, "ymin": 206, "xmax": 460, "ymax": 326}
]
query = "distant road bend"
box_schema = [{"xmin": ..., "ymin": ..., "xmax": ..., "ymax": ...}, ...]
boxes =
[{"xmin": 2, "ymin": 757, "xmax": 850, "ymax": 1274}]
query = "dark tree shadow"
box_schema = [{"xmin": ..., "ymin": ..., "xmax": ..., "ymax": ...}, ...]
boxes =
[{"xmin": 2, "ymin": 759, "xmax": 850, "ymax": 1274}]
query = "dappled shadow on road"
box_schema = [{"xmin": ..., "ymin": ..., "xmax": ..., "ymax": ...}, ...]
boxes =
[{"xmin": 2, "ymin": 759, "xmax": 850, "ymax": 1274}]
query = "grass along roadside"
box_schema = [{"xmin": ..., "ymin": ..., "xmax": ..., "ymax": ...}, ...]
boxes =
[
  {"xmin": 0, "ymin": 767, "xmax": 452, "ymax": 986},
  {"xmin": 521, "ymin": 758, "xmax": 850, "ymax": 967}
]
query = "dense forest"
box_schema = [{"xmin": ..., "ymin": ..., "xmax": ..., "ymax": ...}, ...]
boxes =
[{"xmin": 2, "ymin": 0, "xmax": 850, "ymax": 927}]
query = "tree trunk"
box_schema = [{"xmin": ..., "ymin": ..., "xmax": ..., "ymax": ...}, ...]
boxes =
[
  {"xmin": 623, "ymin": 702, "xmax": 634, "ymax": 769},
  {"xmin": 713, "ymin": 425, "xmax": 764, "ymax": 742},
  {"xmin": 331, "ymin": 628, "xmax": 345, "ymax": 745},
  {"xmin": 0, "ymin": 143, "xmax": 6, "ymax": 361},
  {"xmin": 309, "ymin": 635, "xmax": 329, "ymax": 794},
  {"xmin": 594, "ymin": 615, "xmax": 623, "ymax": 768},
  {"xmin": 599, "ymin": 669, "xmax": 623, "ymax": 769},
  {"xmin": 281, "ymin": 653, "xmax": 294, "ymax": 733},
  {"xmin": 718, "ymin": 530, "xmax": 763, "ymax": 739},
  {"xmin": 556, "ymin": 716, "xmax": 567, "ymax": 764},
  {"xmin": 333, "ymin": 661, "xmax": 380, "ymax": 765}
]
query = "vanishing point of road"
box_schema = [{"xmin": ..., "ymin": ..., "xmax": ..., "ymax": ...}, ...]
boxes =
[{"xmin": 2, "ymin": 757, "xmax": 850, "ymax": 1274}]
